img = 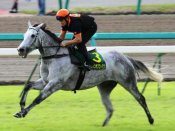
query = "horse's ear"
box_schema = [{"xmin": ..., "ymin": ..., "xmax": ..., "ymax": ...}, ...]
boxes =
[
  {"xmin": 38, "ymin": 23, "xmax": 46, "ymax": 29},
  {"xmin": 28, "ymin": 20, "xmax": 32, "ymax": 27}
]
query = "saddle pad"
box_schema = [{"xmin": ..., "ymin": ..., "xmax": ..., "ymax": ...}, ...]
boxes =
[
  {"xmin": 89, "ymin": 51, "xmax": 106, "ymax": 70},
  {"xmin": 68, "ymin": 47, "xmax": 106, "ymax": 70}
]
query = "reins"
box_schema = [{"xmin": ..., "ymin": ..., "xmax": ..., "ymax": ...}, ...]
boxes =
[
  {"xmin": 36, "ymin": 45, "xmax": 61, "ymax": 49},
  {"xmin": 36, "ymin": 44, "xmax": 69, "ymax": 60},
  {"xmin": 42, "ymin": 54, "xmax": 69, "ymax": 60},
  {"xmin": 32, "ymin": 27, "xmax": 69, "ymax": 60}
]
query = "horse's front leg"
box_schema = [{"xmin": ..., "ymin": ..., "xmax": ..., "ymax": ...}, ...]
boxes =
[
  {"xmin": 14, "ymin": 80, "xmax": 62, "ymax": 118},
  {"xmin": 19, "ymin": 82, "xmax": 33, "ymax": 110},
  {"xmin": 19, "ymin": 78, "xmax": 46, "ymax": 111}
]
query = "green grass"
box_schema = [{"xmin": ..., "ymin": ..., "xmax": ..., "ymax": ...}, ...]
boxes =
[
  {"xmin": 141, "ymin": 4, "xmax": 175, "ymax": 12},
  {"xmin": 21, "ymin": 4, "xmax": 175, "ymax": 15},
  {"xmin": 72, "ymin": 4, "xmax": 175, "ymax": 13},
  {"xmin": 21, "ymin": 10, "xmax": 37, "ymax": 15},
  {"xmin": 0, "ymin": 82, "xmax": 175, "ymax": 131}
]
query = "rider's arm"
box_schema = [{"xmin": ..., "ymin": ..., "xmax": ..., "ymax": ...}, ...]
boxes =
[
  {"xmin": 61, "ymin": 21, "xmax": 82, "ymax": 47},
  {"xmin": 59, "ymin": 30, "xmax": 67, "ymax": 41},
  {"xmin": 62, "ymin": 32, "xmax": 82, "ymax": 46}
]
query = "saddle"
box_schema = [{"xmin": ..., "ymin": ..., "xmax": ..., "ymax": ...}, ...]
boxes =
[
  {"xmin": 68, "ymin": 46, "xmax": 106, "ymax": 93},
  {"xmin": 68, "ymin": 46, "xmax": 106, "ymax": 70}
]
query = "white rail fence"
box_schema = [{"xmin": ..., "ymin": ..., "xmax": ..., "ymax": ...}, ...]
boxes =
[
  {"xmin": 1, "ymin": 46, "xmax": 175, "ymax": 55},
  {"xmin": 0, "ymin": 46, "xmax": 174, "ymax": 95}
]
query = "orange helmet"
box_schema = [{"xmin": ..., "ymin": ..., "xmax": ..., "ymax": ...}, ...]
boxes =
[{"xmin": 56, "ymin": 9, "xmax": 69, "ymax": 21}]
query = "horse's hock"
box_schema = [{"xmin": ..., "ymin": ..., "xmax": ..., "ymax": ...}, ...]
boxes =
[{"xmin": 0, "ymin": 15, "xmax": 175, "ymax": 82}]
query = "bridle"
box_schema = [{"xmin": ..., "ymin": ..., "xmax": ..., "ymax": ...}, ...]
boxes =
[{"xmin": 29, "ymin": 27, "xmax": 69, "ymax": 60}]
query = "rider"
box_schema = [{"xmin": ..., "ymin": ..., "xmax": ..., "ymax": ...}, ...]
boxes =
[{"xmin": 56, "ymin": 9, "xmax": 97, "ymax": 70}]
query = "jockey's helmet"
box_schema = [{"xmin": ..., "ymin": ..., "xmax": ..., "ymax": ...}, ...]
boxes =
[{"xmin": 56, "ymin": 9, "xmax": 69, "ymax": 21}]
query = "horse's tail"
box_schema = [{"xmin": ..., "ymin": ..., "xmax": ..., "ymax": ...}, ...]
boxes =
[{"xmin": 128, "ymin": 57, "xmax": 163, "ymax": 82}]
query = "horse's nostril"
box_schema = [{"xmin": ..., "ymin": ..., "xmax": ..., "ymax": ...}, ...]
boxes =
[{"xmin": 18, "ymin": 48, "xmax": 25, "ymax": 52}]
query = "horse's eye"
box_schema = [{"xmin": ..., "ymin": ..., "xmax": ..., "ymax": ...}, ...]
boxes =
[{"xmin": 31, "ymin": 34, "xmax": 35, "ymax": 38}]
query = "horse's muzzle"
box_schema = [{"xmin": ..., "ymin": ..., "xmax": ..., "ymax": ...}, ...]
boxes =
[{"xmin": 17, "ymin": 48, "xmax": 27, "ymax": 58}]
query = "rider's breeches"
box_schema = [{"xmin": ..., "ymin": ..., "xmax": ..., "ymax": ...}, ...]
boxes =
[{"xmin": 76, "ymin": 22, "xmax": 97, "ymax": 64}]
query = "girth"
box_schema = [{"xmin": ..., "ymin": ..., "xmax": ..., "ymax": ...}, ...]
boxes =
[{"xmin": 73, "ymin": 69, "xmax": 86, "ymax": 93}]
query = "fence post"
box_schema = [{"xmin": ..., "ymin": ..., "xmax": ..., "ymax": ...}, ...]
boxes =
[
  {"xmin": 58, "ymin": 0, "xmax": 70, "ymax": 9},
  {"xmin": 137, "ymin": 0, "xmax": 142, "ymax": 15},
  {"xmin": 65, "ymin": 0, "xmax": 70, "ymax": 9},
  {"xmin": 58, "ymin": 0, "xmax": 62, "ymax": 9},
  {"xmin": 141, "ymin": 53, "xmax": 166, "ymax": 95}
]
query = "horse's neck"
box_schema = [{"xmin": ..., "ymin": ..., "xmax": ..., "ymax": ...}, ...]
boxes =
[{"xmin": 39, "ymin": 31, "xmax": 69, "ymax": 56}]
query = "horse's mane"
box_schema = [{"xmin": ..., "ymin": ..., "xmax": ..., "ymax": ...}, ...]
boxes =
[{"xmin": 33, "ymin": 24, "xmax": 60, "ymax": 42}]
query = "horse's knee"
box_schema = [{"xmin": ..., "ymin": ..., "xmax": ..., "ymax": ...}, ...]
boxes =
[
  {"xmin": 24, "ymin": 82, "xmax": 33, "ymax": 91},
  {"xmin": 20, "ymin": 101, "xmax": 25, "ymax": 106}
]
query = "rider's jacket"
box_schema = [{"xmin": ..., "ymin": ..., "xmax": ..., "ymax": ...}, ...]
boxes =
[{"xmin": 61, "ymin": 14, "xmax": 95, "ymax": 36}]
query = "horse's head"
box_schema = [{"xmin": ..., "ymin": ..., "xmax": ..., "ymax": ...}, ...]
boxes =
[{"xmin": 17, "ymin": 21, "xmax": 46, "ymax": 58}]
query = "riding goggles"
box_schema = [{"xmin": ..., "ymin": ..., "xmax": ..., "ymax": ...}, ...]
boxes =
[
  {"xmin": 56, "ymin": 16, "xmax": 65, "ymax": 21},
  {"xmin": 56, "ymin": 14, "xmax": 69, "ymax": 21}
]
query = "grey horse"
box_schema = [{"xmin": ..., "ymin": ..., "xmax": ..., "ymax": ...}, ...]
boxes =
[{"xmin": 14, "ymin": 22, "xmax": 163, "ymax": 126}]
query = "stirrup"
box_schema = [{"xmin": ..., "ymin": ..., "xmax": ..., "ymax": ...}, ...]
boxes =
[
  {"xmin": 79, "ymin": 62, "xmax": 90, "ymax": 71},
  {"xmin": 84, "ymin": 63, "xmax": 91, "ymax": 71}
]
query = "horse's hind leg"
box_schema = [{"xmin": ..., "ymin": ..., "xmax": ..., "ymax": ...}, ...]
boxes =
[
  {"xmin": 122, "ymin": 81, "xmax": 154, "ymax": 124},
  {"xmin": 97, "ymin": 81, "xmax": 117, "ymax": 126},
  {"xmin": 131, "ymin": 86, "xmax": 154, "ymax": 124}
]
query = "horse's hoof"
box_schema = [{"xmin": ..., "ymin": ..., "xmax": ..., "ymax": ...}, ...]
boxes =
[
  {"xmin": 13, "ymin": 112, "xmax": 24, "ymax": 118},
  {"xmin": 102, "ymin": 119, "xmax": 109, "ymax": 127},
  {"xmin": 13, "ymin": 110, "xmax": 27, "ymax": 118},
  {"xmin": 149, "ymin": 118, "xmax": 154, "ymax": 125}
]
